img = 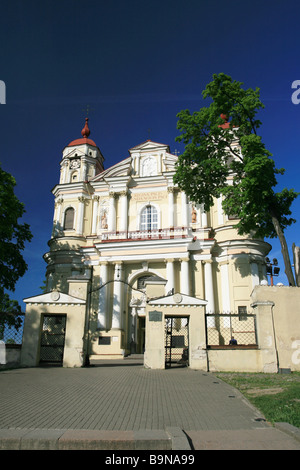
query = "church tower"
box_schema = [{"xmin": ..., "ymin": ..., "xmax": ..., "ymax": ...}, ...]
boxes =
[
  {"xmin": 45, "ymin": 118, "xmax": 105, "ymax": 293},
  {"xmin": 59, "ymin": 117, "xmax": 104, "ymax": 185}
]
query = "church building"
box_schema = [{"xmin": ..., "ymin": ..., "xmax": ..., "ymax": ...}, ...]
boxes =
[{"xmin": 21, "ymin": 119, "xmax": 271, "ymax": 368}]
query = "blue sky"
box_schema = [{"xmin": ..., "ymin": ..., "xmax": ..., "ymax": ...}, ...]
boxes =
[{"xmin": 0, "ymin": 0, "xmax": 299, "ymax": 309}]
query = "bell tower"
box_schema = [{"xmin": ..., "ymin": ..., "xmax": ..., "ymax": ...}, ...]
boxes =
[{"xmin": 59, "ymin": 118, "xmax": 104, "ymax": 184}]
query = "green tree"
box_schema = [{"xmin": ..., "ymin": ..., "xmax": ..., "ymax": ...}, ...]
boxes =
[
  {"xmin": 174, "ymin": 73, "xmax": 299, "ymax": 286},
  {"xmin": 0, "ymin": 163, "xmax": 33, "ymax": 334}
]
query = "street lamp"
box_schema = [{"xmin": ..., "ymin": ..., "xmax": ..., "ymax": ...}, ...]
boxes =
[{"xmin": 265, "ymin": 257, "xmax": 280, "ymax": 286}]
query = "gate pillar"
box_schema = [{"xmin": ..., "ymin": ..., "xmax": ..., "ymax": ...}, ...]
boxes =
[
  {"xmin": 189, "ymin": 308, "xmax": 208, "ymax": 370},
  {"xmin": 145, "ymin": 290, "xmax": 208, "ymax": 370},
  {"xmin": 144, "ymin": 309, "xmax": 165, "ymax": 369}
]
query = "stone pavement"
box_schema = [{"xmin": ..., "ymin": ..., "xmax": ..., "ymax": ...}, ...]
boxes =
[{"xmin": 0, "ymin": 358, "xmax": 300, "ymax": 450}]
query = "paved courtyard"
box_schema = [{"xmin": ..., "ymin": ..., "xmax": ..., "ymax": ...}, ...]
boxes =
[{"xmin": 1, "ymin": 360, "xmax": 300, "ymax": 449}]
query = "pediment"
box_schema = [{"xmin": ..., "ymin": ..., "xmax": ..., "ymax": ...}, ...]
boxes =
[
  {"xmin": 63, "ymin": 147, "xmax": 86, "ymax": 159},
  {"xmin": 23, "ymin": 291, "xmax": 86, "ymax": 304},
  {"xmin": 129, "ymin": 140, "xmax": 170, "ymax": 152},
  {"xmin": 148, "ymin": 292, "xmax": 207, "ymax": 306}
]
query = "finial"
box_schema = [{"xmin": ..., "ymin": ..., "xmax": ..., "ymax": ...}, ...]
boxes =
[
  {"xmin": 219, "ymin": 113, "xmax": 230, "ymax": 129},
  {"xmin": 220, "ymin": 113, "xmax": 228, "ymax": 122},
  {"xmin": 81, "ymin": 117, "xmax": 90, "ymax": 138}
]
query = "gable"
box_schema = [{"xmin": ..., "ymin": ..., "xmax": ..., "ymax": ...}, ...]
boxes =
[
  {"xmin": 91, "ymin": 140, "xmax": 177, "ymax": 181},
  {"xmin": 148, "ymin": 293, "xmax": 208, "ymax": 306},
  {"xmin": 24, "ymin": 291, "xmax": 86, "ymax": 304},
  {"xmin": 129, "ymin": 140, "xmax": 170, "ymax": 153}
]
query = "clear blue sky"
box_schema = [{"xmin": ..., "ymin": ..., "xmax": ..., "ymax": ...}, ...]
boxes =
[{"xmin": 0, "ymin": 0, "xmax": 299, "ymax": 309}]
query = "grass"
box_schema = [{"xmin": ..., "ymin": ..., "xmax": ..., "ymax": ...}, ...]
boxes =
[{"xmin": 216, "ymin": 372, "xmax": 300, "ymax": 428}]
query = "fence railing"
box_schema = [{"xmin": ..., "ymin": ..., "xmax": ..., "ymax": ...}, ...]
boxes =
[
  {"xmin": 0, "ymin": 312, "xmax": 25, "ymax": 345},
  {"xmin": 205, "ymin": 314, "xmax": 258, "ymax": 349}
]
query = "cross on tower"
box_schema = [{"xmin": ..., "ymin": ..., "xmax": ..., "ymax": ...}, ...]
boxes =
[{"xmin": 82, "ymin": 105, "xmax": 94, "ymax": 118}]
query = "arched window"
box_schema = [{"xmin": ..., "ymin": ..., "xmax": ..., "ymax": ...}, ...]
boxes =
[
  {"xmin": 140, "ymin": 205, "xmax": 158, "ymax": 231},
  {"xmin": 64, "ymin": 207, "xmax": 75, "ymax": 230}
]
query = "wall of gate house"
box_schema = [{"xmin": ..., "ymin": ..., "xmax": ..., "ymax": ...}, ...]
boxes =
[
  {"xmin": 251, "ymin": 285, "xmax": 300, "ymax": 373},
  {"xmin": 144, "ymin": 302, "xmax": 208, "ymax": 370},
  {"xmin": 207, "ymin": 285, "xmax": 300, "ymax": 373},
  {"xmin": 21, "ymin": 279, "xmax": 88, "ymax": 368},
  {"xmin": 144, "ymin": 281, "xmax": 300, "ymax": 373}
]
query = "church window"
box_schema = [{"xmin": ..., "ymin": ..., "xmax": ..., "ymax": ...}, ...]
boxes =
[
  {"xmin": 238, "ymin": 306, "xmax": 248, "ymax": 321},
  {"xmin": 140, "ymin": 205, "xmax": 158, "ymax": 231},
  {"xmin": 71, "ymin": 171, "xmax": 78, "ymax": 182},
  {"xmin": 64, "ymin": 207, "xmax": 75, "ymax": 230}
]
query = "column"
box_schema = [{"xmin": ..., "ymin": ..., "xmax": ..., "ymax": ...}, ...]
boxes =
[
  {"xmin": 129, "ymin": 306, "xmax": 137, "ymax": 354},
  {"xmin": 112, "ymin": 262, "xmax": 123, "ymax": 329},
  {"xmin": 201, "ymin": 204, "xmax": 208, "ymax": 227},
  {"xmin": 180, "ymin": 257, "xmax": 190, "ymax": 295},
  {"xmin": 108, "ymin": 192, "xmax": 117, "ymax": 232},
  {"xmin": 98, "ymin": 262, "xmax": 108, "ymax": 329},
  {"xmin": 119, "ymin": 190, "xmax": 128, "ymax": 233},
  {"xmin": 81, "ymin": 159, "xmax": 87, "ymax": 181},
  {"xmin": 47, "ymin": 271, "xmax": 54, "ymax": 291},
  {"xmin": 220, "ymin": 262, "xmax": 231, "ymax": 328},
  {"xmin": 168, "ymin": 187, "xmax": 175, "ymax": 228},
  {"xmin": 135, "ymin": 155, "xmax": 140, "ymax": 175},
  {"xmin": 251, "ymin": 261, "xmax": 260, "ymax": 288},
  {"xmin": 60, "ymin": 160, "xmax": 68, "ymax": 184},
  {"xmin": 76, "ymin": 197, "xmax": 85, "ymax": 235},
  {"xmin": 165, "ymin": 259, "xmax": 175, "ymax": 294},
  {"xmin": 181, "ymin": 192, "xmax": 189, "ymax": 227},
  {"xmin": 91, "ymin": 196, "xmax": 100, "ymax": 235},
  {"xmin": 217, "ymin": 196, "xmax": 224, "ymax": 226},
  {"xmin": 204, "ymin": 260, "xmax": 215, "ymax": 313},
  {"xmin": 52, "ymin": 198, "xmax": 63, "ymax": 236}
]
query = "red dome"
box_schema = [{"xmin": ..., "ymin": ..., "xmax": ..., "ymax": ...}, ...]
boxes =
[{"xmin": 67, "ymin": 137, "xmax": 97, "ymax": 147}]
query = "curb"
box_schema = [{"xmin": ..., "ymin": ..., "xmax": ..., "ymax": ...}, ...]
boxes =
[
  {"xmin": 0, "ymin": 427, "xmax": 192, "ymax": 451},
  {"xmin": 274, "ymin": 422, "xmax": 300, "ymax": 443}
]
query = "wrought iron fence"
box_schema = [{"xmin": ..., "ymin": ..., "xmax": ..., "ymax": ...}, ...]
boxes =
[
  {"xmin": 165, "ymin": 316, "xmax": 189, "ymax": 367},
  {"xmin": 0, "ymin": 312, "xmax": 25, "ymax": 345},
  {"xmin": 205, "ymin": 313, "xmax": 258, "ymax": 348}
]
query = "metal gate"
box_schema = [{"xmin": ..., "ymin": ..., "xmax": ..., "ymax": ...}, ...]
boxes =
[
  {"xmin": 40, "ymin": 315, "xmax": 66, "ymax": 365},
  {"xmin": 165, "ymin": 316, "xmax": 189, "ymax": 368}
]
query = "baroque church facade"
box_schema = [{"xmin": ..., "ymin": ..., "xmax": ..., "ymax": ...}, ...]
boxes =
[{"xmin": 22, "ymin": 119, "xmax": 271, "ymax": 366}]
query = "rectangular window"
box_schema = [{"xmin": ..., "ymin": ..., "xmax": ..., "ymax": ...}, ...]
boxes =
[{"xmin": 238, "ymin": 306, "xmax": 247, "ymax": 321}]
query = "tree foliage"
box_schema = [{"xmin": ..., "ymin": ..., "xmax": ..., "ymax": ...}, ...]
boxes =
[
  {"xmin": 0, "ymin": 163, "xmax": 33, "ymax": 329},
  {"xmin": 174, "ymin": 73, "xmax": 298, "ymax": 286}
]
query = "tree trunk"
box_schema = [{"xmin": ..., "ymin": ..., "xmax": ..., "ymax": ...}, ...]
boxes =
[
  {"xmin": 271, "ymin": 216, "xmax": 296, "ymax": 286},
  {"xmin": 292, "ymin": 243, "xmax": 300, "ymax": 287}
]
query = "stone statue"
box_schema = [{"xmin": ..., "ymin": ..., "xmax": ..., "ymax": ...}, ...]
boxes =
[{"xmin": 191, "ymin": 206, "xmax": 197, "ymax": 223}]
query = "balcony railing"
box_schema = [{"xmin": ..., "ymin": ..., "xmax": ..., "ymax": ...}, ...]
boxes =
[{"xmin": 99, "ymin": 227, "xmax": 192, "ymax": 242}]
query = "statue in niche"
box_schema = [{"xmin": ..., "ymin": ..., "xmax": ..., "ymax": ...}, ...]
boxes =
[
  {"xmin": 191, "ymin": 206, "xmax": 197, "ymax": 223},
  {"xmin": 101, "ymin": 210, "xmax": 108, "ymax": 229}
]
